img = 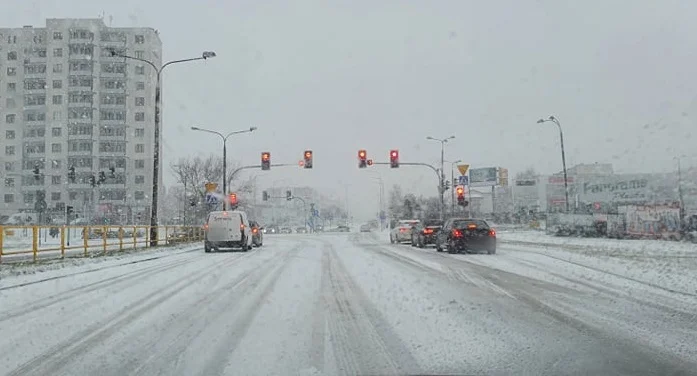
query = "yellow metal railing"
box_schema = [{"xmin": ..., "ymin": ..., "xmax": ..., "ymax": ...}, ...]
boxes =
[{"xmin": 0, "ymin": 225, "xmax": 204, "ymax": 264}]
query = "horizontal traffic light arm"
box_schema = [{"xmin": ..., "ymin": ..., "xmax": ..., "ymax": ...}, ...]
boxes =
[
  {"xmin": 369, "ymin": 161, "xmax": 440, "ymax": 180},
  {"xmin": 229, "ymin": 163, "xmax": 298, "ymax": 180}
]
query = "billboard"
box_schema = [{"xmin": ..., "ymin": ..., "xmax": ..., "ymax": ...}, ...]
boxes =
[
  {"xmin": 578, "ymin": 174, "xmax": 677, "ymax": 204},
  {"xmin": 470, "ymin": 167, "xmax": 498, "ymax": 187}
]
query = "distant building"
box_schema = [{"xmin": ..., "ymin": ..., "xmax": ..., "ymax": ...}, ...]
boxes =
[{"xmin": 0, "ymin": 18, "xmax": 162, "ymax": 223}]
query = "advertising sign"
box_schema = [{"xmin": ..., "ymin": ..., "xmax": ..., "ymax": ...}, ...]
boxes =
[
  {"xmin": 578, "ymin": 174, "xmax": 677, "ymax": 204},
  {"xmin": 470, "ymin": 167, "xmax": 498, "ymax": 187}
]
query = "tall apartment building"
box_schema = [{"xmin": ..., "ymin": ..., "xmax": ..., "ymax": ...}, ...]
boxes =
[{"xmin": 0, "ymin": 18, "xmax": 162, "ymax": 223}]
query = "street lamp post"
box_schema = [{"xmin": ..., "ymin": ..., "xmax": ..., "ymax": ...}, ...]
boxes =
[
  {"xmin": 537, "ymin": 116, "xmax": 570, "ymax": 213},
  {"xmin": 674, "ymin": 155, "xmax": 687, "ymax": 223},
  {"xmin": 191, "ymin": 126, "xmax": 257, "ymax": 209},
  {"xmin": 110, "ymin": 49, "xmax": 216, "ymax": 246},
  {"xmin": 426, "ymin": 135, "xmax": 455, "ymax": 220}
]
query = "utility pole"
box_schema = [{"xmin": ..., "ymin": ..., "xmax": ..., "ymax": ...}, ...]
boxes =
[
  {"xmin": 537, "ymin": 116, "xmax": 570, "ymax": 213},
  {"xmin": 426, "ymin": 135, "xmax": 455, "ymax": 220}
]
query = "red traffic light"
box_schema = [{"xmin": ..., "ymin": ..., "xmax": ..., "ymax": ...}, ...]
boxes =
[
  {"xmin": 389, "ymin": 149, "xmax": 399, "ymax": 168},
  {"xmin": 358, "ymin": 150, "xmax": 368, "ymax": 168},
  {"xmin": 304, "ymin": 151, "xmax": 312, "ymax": 159},
  {"xmin": 229, "ymin": 193, "xmax": 238, "ymax": 204},
  {"xmin": 262, "ymin": 152, "xmax": 270, "ymax": 161},
  {"xmin": 390, "ymin": 150, "xmax": 398, "ymax": 158},
  {"xmin": 358, "ymin": 150, "xmax": 366, "ymax": 158},
  {"xmin": 456, "ymin": 186, "xmax": 464, "ymax": 196}
]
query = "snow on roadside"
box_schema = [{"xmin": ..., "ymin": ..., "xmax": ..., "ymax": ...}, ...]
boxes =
[{"xmin": 0, "ymin": 243, "xmax": 202, "ymax": 287}]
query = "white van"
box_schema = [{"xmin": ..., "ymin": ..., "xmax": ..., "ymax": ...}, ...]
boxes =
[{"xmin": 204, "ymin": 210, "xmax": 253, "ymax": 252}]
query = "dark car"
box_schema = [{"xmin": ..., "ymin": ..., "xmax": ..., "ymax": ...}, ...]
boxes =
[
  {"xmin": 411, "ymin": 219, "xmax": 444, "ymax": 248},
  {"xmin": 280, "ymin": 227, "xmax": 293, "ymax": 234},
  {"xmin": 435, "ymin": 218, "xmax": 496, "ymax": 254},
  {"xmin": 250, "ymin": 220, "xmax": 263, "ymax": 247},
  {"xmin": 264, "ymin": 225, "xmax": 279, "ymax": 234},
  {"xmin": 296, "ymin": 227, "xmax": 308, "ymax": 234}
]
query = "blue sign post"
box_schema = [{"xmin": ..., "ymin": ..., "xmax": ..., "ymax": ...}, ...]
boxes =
[{"xmin": 458, "ymin": 175, "xmax": 469, "ymax": 186}]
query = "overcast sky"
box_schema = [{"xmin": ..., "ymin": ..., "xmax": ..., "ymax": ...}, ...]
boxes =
[{"xmin": 4, "ymin": 0, "xmax": 696, "ymax": 220}]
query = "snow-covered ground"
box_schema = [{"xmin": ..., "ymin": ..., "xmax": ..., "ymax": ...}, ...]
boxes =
[{"xmin": 1, "ymin": 233, "xmax": 696, "ymax": 375}]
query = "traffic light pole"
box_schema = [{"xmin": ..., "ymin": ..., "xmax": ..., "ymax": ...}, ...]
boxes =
[
  {"xmin": 372, "ymin": 161, "xmax": 443, "ymax": 219},
  {"xmin": 268, "ymin": 195, "xmax": 308, "ymax": 230}
]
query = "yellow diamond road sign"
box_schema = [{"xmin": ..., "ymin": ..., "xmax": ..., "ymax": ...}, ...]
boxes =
[
  {"xmin": 457, "ymin": 164, "xmax": 470, "ymax": 176},
  {"xmin": 205, "ymin": 182, "xmax": 218, "ymax": 193}
]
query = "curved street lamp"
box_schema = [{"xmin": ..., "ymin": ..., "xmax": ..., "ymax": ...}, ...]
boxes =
[{"xmin": 537, "ymin": 115, "xmax": 569, "ymax": 212}]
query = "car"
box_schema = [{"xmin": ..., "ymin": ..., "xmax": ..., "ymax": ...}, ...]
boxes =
[
  {"xmin": 434, "ymin": 218, "xmax": 496, "ymax": 254},
  {"xmin": 296, "ymin": 227, "xmax": 308, "ymax": 234},
  {"xmin": 280, "ymin": 227, "xmax": 293, "ymax": 234},
  {"xmin": 203, "ymin": 210, "xmax": 254, "ymax": 252},
  {"xmin": 411, "ymin": 219, "xmax": 443, "ymax": 247},
  {"xmin": 250, "ymin": 220, "xmax": 263, "ymax": 247},
  {"xmin": 264, "ymin": 225, "xmax": 279, "ymax": 234},
  {"xmin": 360, "ymin": 223, "xmax": 372, "ymax": 232},
  {"xmin": 390, "ymin": 219, "xmax": 420, "ymax": 244}
]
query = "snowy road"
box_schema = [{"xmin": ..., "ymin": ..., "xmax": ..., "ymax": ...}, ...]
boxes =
[{"xmin": 1, "ymin": 233, "xmax": 696, "ymax": 375}]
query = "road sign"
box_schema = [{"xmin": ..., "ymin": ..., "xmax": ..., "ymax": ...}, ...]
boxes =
[
  {"xmin": 457, "ymin": 164, "xmax": 470, "ymax": 176},
  {"xmin": 205, "ymin": 182, "xmax": 218, "ymax": 193},
  {"xmin": 205, "ymin": 193, "xmax": 218, "ymax": 205},
  {"xmin": 458, "ymin": 175, "xmax": 469, "ymax": 186}
]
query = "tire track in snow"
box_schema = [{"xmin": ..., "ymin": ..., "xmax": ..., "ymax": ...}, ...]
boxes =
[
  {"xmin": 0, "ymin": 252, "xmax": 203, "ymax": 323},
  {"xmin": 5, "ymin": 250, "xmax": 258, "ymax": 376},
  {"xmin": 197, "ymin": 242, "xmax": 304, "ymax": 376},
  {"xmin": 318, "ymin": 237, "xmax": 422, "ymax": 376},
  {"xmin": 121, "ymin": 242, "xmax": 307, "ymax": 376}
]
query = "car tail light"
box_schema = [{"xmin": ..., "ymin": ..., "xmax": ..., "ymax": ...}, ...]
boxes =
[
  {"xmin": 467, "ymin": 224, "xmax": 477, "ymax": 230},
  {"xmin": 488, "ymin": 229, "xmax": 496, "ymax": 237},
  {"xmin": 423, "ymin": 228, "xmax": 433, "ymax": 234},
  {"xmin": 400, "ymin": 228, "xmax": 408, "ymax": 233},
  {"xmin": 203, "ymin": 223, "xmax": 209, "ymax": 230},
  {"xmin": 252, "ymin": 228, "xmax": 258, "ymax": 233},
  {"xmin": 452, "ymin": 229, "xmax": 463, "ymax": 237},
  {"xmin": 240, "ymin": 224, "xmax": 245, "ymax": 230}
]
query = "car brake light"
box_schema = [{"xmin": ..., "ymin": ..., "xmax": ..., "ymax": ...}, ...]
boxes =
[
  {"xmin": 488, "ymin": 229, "xmax": 496, "ymax": 237},
  {"xmin": 423, "ymin": 228, "xmax": 433, "ymax": 234},
  {"xmin": 203, "ymin": 223, "xmax": 209, "ymax": 230},
  {"xmin": 400, "ymin": 228, "xmax": 408, "ymax": 233},
  {"xmin": 252, "ymin": 228, "xmax": 258, "ymax": 233},
  {"xmin": 452, "ymin": 229, "xmax": 463, "ymax": 237},
  {"xmin": 467, "ymin": 224, "xmax": 477, "ymax": 229},
  {"xmin": 240, "ymin": 224, "xmax": 245, "ymax": 230}
]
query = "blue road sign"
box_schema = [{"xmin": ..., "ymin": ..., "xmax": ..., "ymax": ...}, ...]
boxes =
[
  {"xmin": 205, "ymin": 193, "xmax": 218, "ymax": 205},
  {"xmin": 458, "ymin": 175, "xmax": 469, "ymax": 186}
]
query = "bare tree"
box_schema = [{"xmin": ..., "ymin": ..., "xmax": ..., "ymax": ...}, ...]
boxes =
[{"xmin": 170, "ymin": 154, "xmax": 244, "ymax": 199}]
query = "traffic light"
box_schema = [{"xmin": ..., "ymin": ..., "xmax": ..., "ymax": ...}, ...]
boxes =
[
  {"xmin": 229, "ymin": 193, "xmax": 238, "ymax": 207},
  {"xmin": 367, "ymin": 159, "xmax": 373, "ymax": 166},
  {"xmin": 358, "ymin": 150, "xmax": 367, "ymax": 168},
  {"xmin": 68, "ymin": 165, "xmax": 76, "ymax": 183},
  {"xmin": 262, "ymin": 191, "xmax": 269, "ymax": 201},
  {"xmin": 456, "ymin": 185, "xmax": 467, "ymax": 206},
  {"xmin": 89, "ymin": 175, "xmax": 96, "ymax": 187},
  {"xmin": 286, "ymin": 190, "xmax": 292, "ymax": 201},
  {"xmin": 66, "ymin": 205, "xmax": 74, "ymax": 216},
  {"xmin": 261, "ymin": 152, "xmax": 271, "ymax": 170},
  {"xmin": 98, "ymin": 171, "xmax": 107, "ymax": 184},
  {"xmin": 33, "ymin": 164, "xmax": 40, "ymax": 180},
  {"xmin": 390, "ymin": 150, "xmax": 399, "ymax": 168},
  {"xmin": 304, "ymin": 150, "xmax": 313, "ymax": 169}
]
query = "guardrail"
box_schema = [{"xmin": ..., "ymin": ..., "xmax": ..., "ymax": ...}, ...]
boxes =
[{"xmin": 0, "ymin": 225, "xmax": 204, "ymax": 264}]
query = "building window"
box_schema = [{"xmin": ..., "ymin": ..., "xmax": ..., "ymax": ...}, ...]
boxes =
[
  {"xmin": 6, "ymin": 98, "xmax": 16, "ymax": 108},
  {"xmin": 4, "ymin": 194, "xmax": 13, "ymax": 203},
  {"xmin": 51, "ymin": 160, "xmax": 62, "ymax": 169},
  {"xmin": 7, "ymin": 35, "xmax": 17, "ymax": 44},
  {"xmin": 69, "ymin": 108, "xmax": 94, "ymax": 120},
  {"xmin": 23, "ymin": 193, "xmax": 34, "ymax": 204},
  {"xmin": 53, "ymin": 80, "xmax": 62, "ymax": 89},
  {"xmin": 136, "ymin": 82, "xmax": 145, "ymax": 90},
  {"xmin": 6, "ymin": 114, "xmax": 16, "ymax": 124},
  {"xmin": 52, "ymin": 143, "xmax": 62, "ymax": 152},
  {"xmin": 53, "ymin": 111, "xmax": 62, "ymax": 121},
  {"xmin": 135, "ymin": 144, "xmax": 145, "ymax": 153},
  {"xmin": 135, "ymin": 35, "xmax": 145, "ymax": 44},
  {"xmin": 5, "ymin": 130, "xmax": 15, "ymax": 139},
  {"xmin": 135, "ymin": 128, "xmax": 145, "ymax": 137},
  {"xmin": 52, "ymin": 127, "xmax": 62, "ymax": 137},
  {"xmin": 52, "ymin": 95, "xmax": 63, "ymax": 105},
  {"xmin": 135, "ymin": 160, "xmax": 145, "ymax": 169},
  {"xmin": 7, "ymin": 82, "xmax": 16, "ymax": 92},
  {"xmin": 51, "ymin": 192, "xmax": 61, "ymax": 201},
  {"xmin": 99, "ymin": 110, "xmax": 126, "ymax": 121},
  {"xmin": 25, "ymin": 112, "xmax": 47, "ymax": 122},
  {"xmin": 5, "ymin": 146, "xmax": 15, "ymax": 155},
  {"xmin": 135, "ymin": 97, "xmax": 145, "ymax": 106},
  {"xmin": 4, "ymin": 178, "xmax": 15, "ymax": 188},
  {"xmin": 135, "ymin": 175, "xmax": 145, "ymax": 184},
  {"xmin": 135, "ymin": 112, "xmax": 145, "ymax": 122},
  {"xmin": 135, "ymin": 50, "xmax": 144, "ymax": 59},
  {"xmin": 53, "ymin": 31, "xmax": 63, "ymax": 40},
  {"xmin": 7, "ymin": 51, "xmax": 17, "ymax": 60},
  {"xmin": 53, "ymin": 64, "xmax": 63, "ymax": 73},
  {"xmin": 134, "ymin": 191, "xmax": 145, "ymax": 200},
  {"xmin": 52, "ymin": 176, "xmax": 61, "ymax": 185},
  {"xmin": 25, "ymin": 64, "xmax": 47, "ymax": 74},
  {"xmin": 5, "ymin": 162, "xmax": 14, "ymax": 171},
  {"xmin": 24, "ymin": 94, "xmax": 46, "ymax": 106},
  {"xmin": 135, "ymin": 65, "xmax": 145, "ymax": 75},
  {"xmin": 69, "ymin": 191, "xmax": 78, "ymax": 200},
  {"xmin": 53, "ymin": 48, "xmax": 63, "ymax": 57},
  {"xmin": 7, "ymin": 67, "xmax": 16, "ymax": 76}
]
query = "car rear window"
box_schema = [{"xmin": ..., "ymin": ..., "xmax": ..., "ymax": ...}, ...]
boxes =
[{"xmin": 452, "ymin": 220, "xmax": 489, "ymax": 229}]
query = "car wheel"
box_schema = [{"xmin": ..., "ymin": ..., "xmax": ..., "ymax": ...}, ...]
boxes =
[
  {"xmin": 435, "ymin": 241, "xmax": 443, "ymax": 252},
  {"xmin": 204, "ymin": 244, "xmax": 211, "ymax": 253},
  {"xmin": 487, "ymin": 247, "xmax": 496, "ymax": 255},
  {"xmin": 448, "ymin": 240, "xmax": 458, "ymax": 254},
  {"xmin": 418, "ymin": 240, "xmax": 425, "ymax": 248},
  {"xmin": 390, "ymin": 236, "xmax": 395, "ymax": 244}
]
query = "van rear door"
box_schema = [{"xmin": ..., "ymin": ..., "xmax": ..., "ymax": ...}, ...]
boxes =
[{"xmin": 206, "ymin": 212, "xmax": 243, "ymax": 242}]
